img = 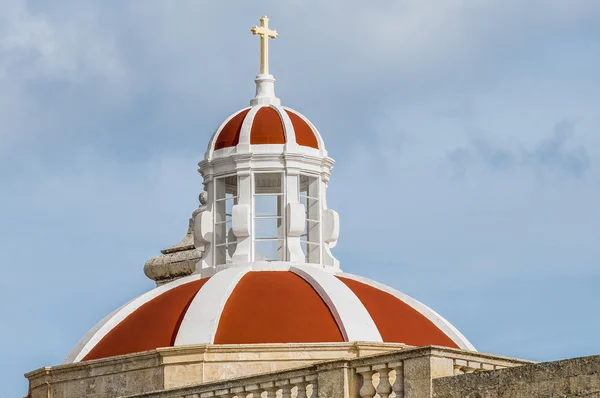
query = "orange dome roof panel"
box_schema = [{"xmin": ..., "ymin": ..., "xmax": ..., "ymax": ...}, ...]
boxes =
[
  {"xmin": 286, "ymin": 110, "xmax": 319, "ymax": 149},
  {"xmin": 214, "ymin": 271, "xmax": 344, "ymax": 344},
  {"xmin": 337, "ymin": 277, "xmax": 459, "ymax": 348},
  {"xmin": 250, "ymin": 107, "xmax": 286, "ymax": 145},
  {"xmin": 82, "ymin": 278, "xmax": 210, "ymax": 361},
  {"xmin": 215, "ymin": 109, "xmax": 250, "ymax": 150}
]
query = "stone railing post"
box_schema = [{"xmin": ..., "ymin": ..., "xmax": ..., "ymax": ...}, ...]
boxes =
[{"xmin": 315, "ymin": 359, "xmax": 354, "ymax": 398}]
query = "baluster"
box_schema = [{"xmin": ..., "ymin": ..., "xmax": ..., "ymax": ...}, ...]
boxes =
[
  {"xmin": 374, "ymin": 365, "xmax": 392, "ymax": 398},
  {"xmin": 304, "ymin": 375, "xmax": 318, "ymax": 398},
  {"xmin": 214, "ymin": 388, "xmax": 233, "ymax": 398},
  {"xmin": 259, "ymin": 382, "xmax": 277, "ymax": 398},
  {"xmin": 243, "ymin": 385, "xmax": 260, "ymax": 398},
  {"xmin": 356, "ymin": 367, "xmax": 376, "ymax": 398},
  {"xmin": 296, "ymin": 381, "xmax": 310, "ymax": 398},
  {"xmin": 229, "ymin": 387, "xmax": 245, "ymax": 398},
  {"xmin": 310, "ymin": 381, "xmax": 318, "ymax": 398},
  {"xmin": 391, "ymin": 362, "xmax": 404, "ymax": 398},
  {"xmin": 280, "ymin": 384, "xmax": 293, "ymax": 398}
]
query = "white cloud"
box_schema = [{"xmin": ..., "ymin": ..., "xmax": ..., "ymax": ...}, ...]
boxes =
[
  {"xmin": 0, "ymin": 1, "xmax": 125, "ymax": 82},
  {"xmin": 0, "ymin": 1, "xmax": 128, "ymax": 148},
  {"xmin": 2, "ymin": 0, "xmax": 599, "ymax": 150}
]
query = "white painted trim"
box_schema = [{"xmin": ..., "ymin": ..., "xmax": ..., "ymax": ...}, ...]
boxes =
[
  {"xmin": 271, "ymin": 104, "xmax": 298, "ymax": 151},
  {"xmin": 174, "ymin": 267, "xmax": 251, "ymax": 345},
  {"xmin": 238, "ymin": 105, "xmax": 265, "ymax": 149},
  {"xmin": 291, "ymin": 266, "xmax": 383, "ymax": 343},
  {"xmin": 205, "ymin": 105, "xmax": 327, "ymax": 161},
  {"xmin": 202, "ymin": 148, "xmax": 327, "ymax": 175},
  {"xmin": 336, "ymin": 272, "xmax": 476, "ymax": 351},
  {"xmin": 63, "ymin": 273, "xmax": 206, "ymax": 364}
]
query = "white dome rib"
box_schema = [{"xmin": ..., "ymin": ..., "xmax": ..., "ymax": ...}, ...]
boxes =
[
  {"xmin": 337, "ymin": 272, "xmax": 477, "ymax": 351},
  {"xmin": 291, "ymin": 266, "xmax": 383, "ymax": 342},
  {"xmin": 63, "ymin": 273, "xmax": 206, "ymax": 364},
  {"xmin": 174, "ymin": 266, "xmax": 251, "ymax": 346},
  {"xmin": 64, "ymin": 264, "xmax": 474, "ymax": 365}
]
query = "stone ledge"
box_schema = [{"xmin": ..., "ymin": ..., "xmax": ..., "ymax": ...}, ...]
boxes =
[{"xmin": 345, "ymin": 345, "xmax": 533, "ymax": 371}]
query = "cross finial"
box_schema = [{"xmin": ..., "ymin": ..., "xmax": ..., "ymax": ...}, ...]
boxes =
[{"xmin": 251, "ymin": 16, "xmax": 278, "ymax": 75}]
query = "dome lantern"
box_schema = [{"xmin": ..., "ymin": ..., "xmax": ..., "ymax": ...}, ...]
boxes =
[{"xmin": 194, "ymin": 16, "xmax": 340, "ymax": 277}]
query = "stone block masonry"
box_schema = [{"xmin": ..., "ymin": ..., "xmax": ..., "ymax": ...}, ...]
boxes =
[{"xmin": 433, "ymin": 355, "xmax": 600, "ymax": 398}]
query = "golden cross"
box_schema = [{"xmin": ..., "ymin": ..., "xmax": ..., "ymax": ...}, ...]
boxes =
[{"xmin": 251, "ymin": 16, "xmax": 278, "ymax": 75}]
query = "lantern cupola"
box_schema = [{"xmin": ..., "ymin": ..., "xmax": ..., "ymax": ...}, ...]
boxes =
[{"xmin": 194, "ymin": 16, "xmax": 339, "ymax": 276}]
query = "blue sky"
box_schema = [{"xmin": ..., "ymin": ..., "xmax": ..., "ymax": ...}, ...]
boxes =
[{"xmin": 1, "ymin": 1, "xmax": 599, "ymax": 396}]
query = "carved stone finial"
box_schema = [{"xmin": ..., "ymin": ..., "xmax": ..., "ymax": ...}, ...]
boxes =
[{"xmin": 143, "ymin": 192, "xmax": 208, "ymax": 286}]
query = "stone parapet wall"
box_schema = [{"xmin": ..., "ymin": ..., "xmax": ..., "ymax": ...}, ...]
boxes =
[
  {"xmin": 25, "ymin": 342, "xmax": 408, "ymax": 398},
  {"xmin": 27, "ymin": 344, "xmax": 557, "ymax": 398},
  {"xmin": 433, "ymin": 355, "xmax": 600, "ymax": 398},
  {"xmin": 118, "ymin": 346, "xmax": 531, "ymax": 398}
]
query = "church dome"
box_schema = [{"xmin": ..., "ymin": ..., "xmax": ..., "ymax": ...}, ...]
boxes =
[
  {"xmin": 64, "ymin": 16, "xmax": 475, "ymax": 366},
  {"xmin": 210, "ymin": 106, "xmax": 322, "ymax": 154},
  {"xmin": 64, "ymin": 264, "xmax": 474, "ymax": 363}
]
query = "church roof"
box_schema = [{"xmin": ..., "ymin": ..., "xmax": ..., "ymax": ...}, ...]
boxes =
[
  {"xmin": 212, "ymin": 107, "xmax": 320, "ymax": 152},
  {"xmin": 64, "ymin": 265, "xmax": 473, "ymax": 363},
  {"xmin": 64, "ymin": 16, "xmax": 476, "ymax": 365}
]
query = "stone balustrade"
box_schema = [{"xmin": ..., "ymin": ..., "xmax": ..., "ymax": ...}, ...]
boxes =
[
  {"xmin": 120, "ymin": 346, "xmax": 531, "ymax": 398},
  {"xmin": 352, "ymin": 347, "xmax": 527, "ymax": 398},
  {"xmin": 122, "ymin": 366, "xmax": 318, "ymax": 398},
  {"xmin": 356, "ymin": 362, "xmax": 402, "ymax": 398},
  {"xmin": 451, "ymin": 358, "xmax": 507, "ymax": 375}
]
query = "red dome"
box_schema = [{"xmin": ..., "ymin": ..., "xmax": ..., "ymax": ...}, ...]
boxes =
[
  {"xmin": 212, "ymin": 106, "xmax": 320, "ymax": 152},
  {"xmin": 68, "ymin": 269, "xmax": 469, "ymax": 363},
  {"xmin": 214, "ymin": 109, "xmax": 249, "ymax": 150},
  {"xmin": 214, "ymin": 272, "xmax": 344, "ymax": 344}
]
